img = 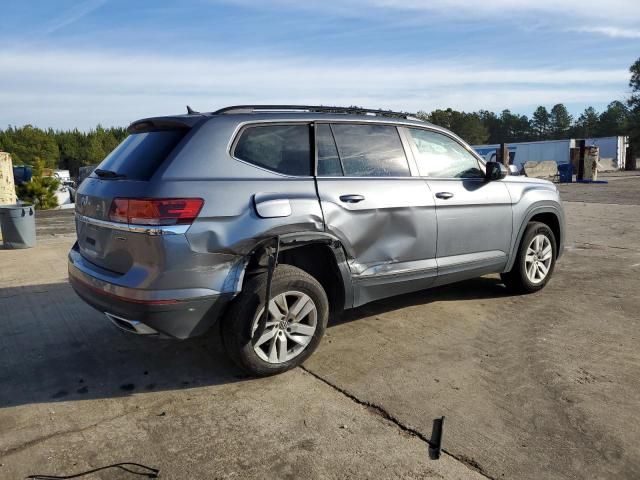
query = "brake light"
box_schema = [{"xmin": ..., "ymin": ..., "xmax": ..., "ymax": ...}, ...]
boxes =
[{"xmin": 109, "ymin": 198, "xmax": 204, "ymax": 225}]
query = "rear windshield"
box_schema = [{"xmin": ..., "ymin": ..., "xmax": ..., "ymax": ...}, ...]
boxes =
[{"xmin": 93, "ymin": 130, "xmax": 186, "ymax": 181}]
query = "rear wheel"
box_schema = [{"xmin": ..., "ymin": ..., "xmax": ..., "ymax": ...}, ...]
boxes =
[
  {"xmin": 501, "ymin": 222, "xmax": 557, "ymax": 293},
  {"xmin": 222, "ymin": 265, "xmax": 329, "ymax": 376}
]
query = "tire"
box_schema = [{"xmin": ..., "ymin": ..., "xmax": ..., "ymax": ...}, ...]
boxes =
[
  {"xmin": 501, "ymin": 221, "xmax": 557, "ymax": 294},
  {"xmin": 222, "ymin": 264, "xmax": 329, "ymax": 376}
]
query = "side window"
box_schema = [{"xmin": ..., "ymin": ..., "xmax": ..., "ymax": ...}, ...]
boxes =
[
  {"xmin": 407, "ymin": 128, "xmax": 484, "ymax": 178},
  {"xmin": 331, "ymin": 124, "xmax": 410, "ymax": 177},
  {"xmin": 234, "ymin": 124, "xmax": 311, "ymax": 176},
  {"xmin": 316, "ymin": 124, "xmax": 343, "ymax": 176}
]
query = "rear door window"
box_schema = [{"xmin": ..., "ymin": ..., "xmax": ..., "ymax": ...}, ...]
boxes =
[
  {"xmin": 93, "ymin": 130, "xmax": 187, "ymax": 181},
  {"xmin": 330, "ymin": 124, "xmax": 410, "ymax": 177},
  {"xmin": 234, "ymin": 124, "xmax": 311, "ymax": 176}
]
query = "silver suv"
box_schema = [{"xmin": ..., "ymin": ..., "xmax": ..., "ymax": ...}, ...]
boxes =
[{"xmin": 69, "ymin": 105, "xmax": 565, "ymax": 376}]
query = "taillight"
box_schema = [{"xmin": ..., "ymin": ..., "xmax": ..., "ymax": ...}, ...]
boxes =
[{"xmin": 109, "ymin": 198, "xmax": 204, "ymax": 225}]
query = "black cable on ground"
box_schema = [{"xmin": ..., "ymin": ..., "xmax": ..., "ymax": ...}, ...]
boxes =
[{"xmin": 26, "ymin": 462, "xmax": 159, "ymax": 479}]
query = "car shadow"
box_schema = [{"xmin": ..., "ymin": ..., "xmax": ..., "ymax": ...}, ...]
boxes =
[
  {"xmin": 1, "ymin": 276, "xmax": 513, "ymax": 408},
  {"xmin": 0, "ymin": 282, "xmax": 243, "ymax": 409},
  {"xmin": 333, "ymin": 275, "xmax": 514, "ymax": 326}
]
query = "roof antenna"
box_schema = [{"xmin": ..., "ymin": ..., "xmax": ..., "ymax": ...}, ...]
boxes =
[{"xmin": 186, "ymin": 105, "xmax": 200, "ymax": 115}]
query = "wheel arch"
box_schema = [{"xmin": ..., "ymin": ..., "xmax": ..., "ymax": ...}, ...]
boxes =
[
  {"xmin": 240, "ymin": 232, "xmax": 354, "ymax": 315},
  {"xmin": 505, "ymin": 203, "xmax": 565, "ymax": 273}
]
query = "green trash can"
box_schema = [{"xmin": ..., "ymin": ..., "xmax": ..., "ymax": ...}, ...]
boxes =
[{"xmin": 0, "ymin": 204, "xmax": 36, "ymax": 249}]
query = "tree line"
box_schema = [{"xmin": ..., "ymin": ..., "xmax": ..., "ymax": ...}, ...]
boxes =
[
  {"xmin": 0, "ymin": 101, "xmax": 631, "ymax": 174},
  {"xmin": 0, "ymin": 125, "xmax": 127, "ymax": 176},
  {"xmin": 1, "ymin": 58, "xmax": 639, "ymax": 174},
  {"xmin": 418, "ymin": 57, "xmax": 640, "ymax": 148},
  {"xmin": 417, "ymin": 101, "xmax": 631, "ymax": 145}
]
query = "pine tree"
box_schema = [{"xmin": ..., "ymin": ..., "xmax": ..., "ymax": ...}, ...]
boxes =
[
  {"xmin": 598, "ymin": 101, "xmax": 629, "ymax": 137},
  {"xmin": 549, "ymin": 104, "xmax": 572, "ymax": 139},
  {"xmin": 574, "ymin": 107, "xmax": 600, "ymax": 138},
  {"xmin": 627, "ymin": 58, "xmax": 640, "ymax": 159},
  {"xmin": 15, "ymin": 158, "xmax": 60, "ymax": 209},
  {"xmin": 531, "ymin": 106, "xmax": 550, "ymax": 139}
]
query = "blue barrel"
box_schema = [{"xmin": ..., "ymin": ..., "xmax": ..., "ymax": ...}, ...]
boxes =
[
  {"xmin": 558, "ymin": 163, "xmax": 573, "ymax": 183},
  {"xmin": 0, "ymin": 204, "xmax": 36, "ymax": 249},
  {"xmin": 12, "ymin": 166, "xmax": 33, "ymax": 185}
]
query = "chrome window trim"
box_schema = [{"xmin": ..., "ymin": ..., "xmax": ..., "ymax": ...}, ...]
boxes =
[
  {"xmin": 76, "ymin": 214, "xmax": 189, "ymax": 235},
  {"xmin": 224, "ymin": 118, "xmax": 485, "ymax": 180}
]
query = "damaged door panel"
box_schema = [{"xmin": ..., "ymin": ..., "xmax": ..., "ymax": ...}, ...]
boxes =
[
  {"xmin": 318, "ymin": 178, "xmax": 438, "ymax": 306},
  {"xmin": 315, "ymin": 122, "xmax": 438, "ymax": 306}
]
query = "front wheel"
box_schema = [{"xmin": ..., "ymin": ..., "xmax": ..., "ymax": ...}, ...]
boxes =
[
  {"xmin": 222, "ymin": 265, "xmax": 329, "ymax": 376},
  {"xmin": 501, "ymin": 221, "xmax": 557, "ymax": 293}
]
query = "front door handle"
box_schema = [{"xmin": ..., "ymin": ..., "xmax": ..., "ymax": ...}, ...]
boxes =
[
  {"xmin": 435, "ymin": 192, "xmax": 454, "ymax": 200},
  {"xmin": 340, "ymin": 194, "xmax": 365, "ymax": 203}
]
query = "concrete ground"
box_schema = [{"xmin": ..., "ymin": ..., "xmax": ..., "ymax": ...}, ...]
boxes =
[
  {"xmin": 1, "ymin": 177, "xmax": 639, "ymax": 479},
  {"xmin": 558, "ymin": 171, "xmax": 640, "ymax": 206}
]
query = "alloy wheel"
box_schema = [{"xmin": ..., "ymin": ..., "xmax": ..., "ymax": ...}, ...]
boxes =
[
  {"xmin": 525, "ymin": 234, "xmax": 553, "ymax": 284},
  {"xmin": 251, "ymin": 291, "xmax": 318, "ymax": 364}
]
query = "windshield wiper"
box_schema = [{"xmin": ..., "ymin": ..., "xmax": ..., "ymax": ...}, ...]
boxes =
[{"xmin": 94, "ymin": 168, "xmax": 126, "ymax": 179}]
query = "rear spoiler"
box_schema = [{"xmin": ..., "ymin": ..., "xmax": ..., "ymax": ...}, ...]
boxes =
[{"xmin": 127, "ymin": 115, "xmax": 204, "ymax": 134}]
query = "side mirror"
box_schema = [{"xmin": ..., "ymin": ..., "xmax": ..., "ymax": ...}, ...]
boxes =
[{"xmin": 485, "ymin": 161, "xmax": 507, "ymax": 181}]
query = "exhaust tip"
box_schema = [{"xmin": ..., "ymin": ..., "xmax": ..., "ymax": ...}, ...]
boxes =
[{"xmin": 105, "ymin": 313, "xmax": 158, "ymax": 335}]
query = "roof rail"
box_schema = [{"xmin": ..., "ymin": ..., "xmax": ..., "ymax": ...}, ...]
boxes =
[{"xmin": 211, "ymin": 104, "xmax": 419, "ymax": 120}]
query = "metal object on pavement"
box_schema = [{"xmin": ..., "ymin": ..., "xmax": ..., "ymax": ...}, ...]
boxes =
[{"xmin": 429, "ymin": 416, "xmax": 445, "ymax": 460}]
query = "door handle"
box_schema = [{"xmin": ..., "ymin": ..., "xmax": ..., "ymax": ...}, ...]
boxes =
[
  {"xmin": 435, "ymin": 192, "xmax": 454, "ymax": 200},
  {"xmin": 339, "ymin": 194, "xmax": 365, "ymax": 203}
]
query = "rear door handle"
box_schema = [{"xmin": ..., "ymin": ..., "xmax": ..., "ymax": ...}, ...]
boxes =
[
  {"xmin": 435, "ymin": 192, "xmax": 454, "ymax": 200},
  {"xmin": 339, "ymin": 194, "xmax": 365, "ymax": 203}
]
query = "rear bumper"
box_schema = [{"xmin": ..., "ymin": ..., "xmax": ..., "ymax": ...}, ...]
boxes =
[{"xmin": 68, "ymin": 246, "xmax": 234, "ymax": 339}]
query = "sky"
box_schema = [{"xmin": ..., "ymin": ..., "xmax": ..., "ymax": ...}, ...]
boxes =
[{"xmin": 1, "ymin": 0, "xmax": 639, "ymax": 130}]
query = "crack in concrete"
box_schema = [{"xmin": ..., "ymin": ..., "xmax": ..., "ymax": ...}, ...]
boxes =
[
  {"xmin": 0, "ymin": 290, "xmax": 51, "ymax": 299},
  {"xmin": 576, "ymin": 242, "xmax": 637, "ymax": 251},
  {"xmin": 0, "ymin": 408, "xmax": 137, "ymax": 458},
  {"xmin": 300, "ymin": 366, "xmax": 496, "ymax": 480}
]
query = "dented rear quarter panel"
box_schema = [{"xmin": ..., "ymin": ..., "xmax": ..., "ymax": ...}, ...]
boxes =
[
  {"xmin": 157, "ymin": 116, "xmax": 325, "ymax": 294},
  {"xmin": 161, "ymin": 117, "xmax": 324, "ymax": 256}
]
